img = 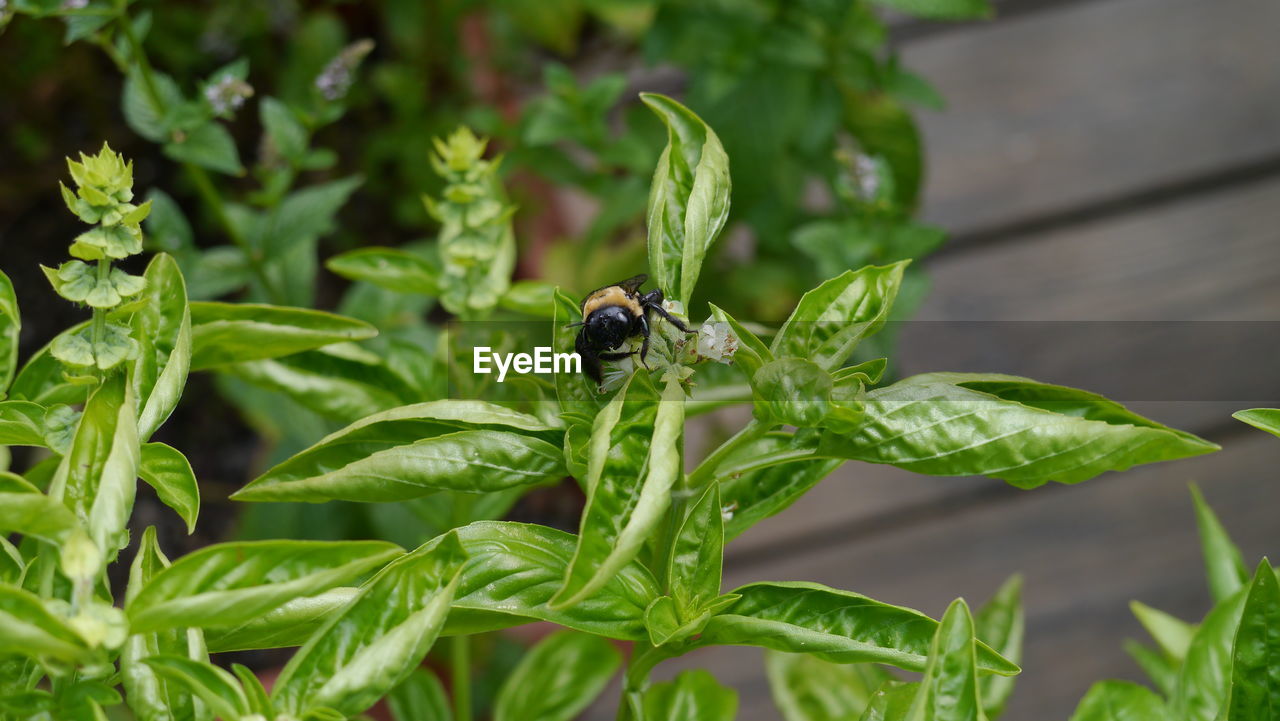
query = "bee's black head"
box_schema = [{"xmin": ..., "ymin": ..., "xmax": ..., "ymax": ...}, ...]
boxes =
[{"xmin": 582, "ymin": 305, "xmax": 633, "ymax": 349}]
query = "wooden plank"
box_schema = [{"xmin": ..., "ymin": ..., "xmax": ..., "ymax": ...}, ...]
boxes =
[
  {"xmin": 585, "ymin": 430, "xmax": 1277, "ymax": 720},
  {"xmin": 905, "ymin": 0, "xmax": 1280, "ymax": 236}
]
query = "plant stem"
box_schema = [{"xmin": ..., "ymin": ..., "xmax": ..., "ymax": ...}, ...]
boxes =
[
  {"xmin": 451, "ymin": 634, "xmax": 471, "ymax": 721},
  {"xmin": 686, "ymin": 417, "xmax": 770, "ymax": 489}
]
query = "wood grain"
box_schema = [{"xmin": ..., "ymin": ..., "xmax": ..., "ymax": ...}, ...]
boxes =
[{"xmin": 905, "ymin": 0, "xmax": 1280, "ymax": 236}]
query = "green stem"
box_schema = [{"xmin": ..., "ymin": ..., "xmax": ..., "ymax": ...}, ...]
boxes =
[
  {"xmin": 451, "ymin": 634, "xmax": 471, "ymax": 721},
  {"xmin": 686, "ymin": 417, "xmax": 770, "ymax": 489}
]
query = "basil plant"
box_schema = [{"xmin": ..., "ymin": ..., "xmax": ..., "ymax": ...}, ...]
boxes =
[{"xmin": 0, "ymin": 98, "xmax": 1216, "ymax": 721}]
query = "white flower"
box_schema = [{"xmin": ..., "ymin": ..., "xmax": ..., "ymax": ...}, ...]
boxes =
[
  {"xmin": 599, "ymin": 354, "xmax": 635, "ymax": 393},
  {"xmin": 696, "ymin": 321, "xmax": 738, "ymax": 364},
  {"xmin": 315, "ymin": 39, "xmax": 374, "ymax": 101},
  {"xmin": 204, "ymin": 74, "xmax": 253, "ymax": 117},
  {"xmin": 854, "ymin": 153, "xmax": 881, "ymax": 200}
]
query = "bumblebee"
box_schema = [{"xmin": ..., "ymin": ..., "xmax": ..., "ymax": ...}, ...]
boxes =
[{"xmin": 570, "ymin": 274, "xmax": 695, "ymax": 384}]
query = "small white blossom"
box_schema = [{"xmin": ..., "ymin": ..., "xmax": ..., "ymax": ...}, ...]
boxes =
[
  {"xmin": 662, "ymin": 298, "xmax": 685, "ymax": 316},
  {"xmin": 854, "ymin": 153, "xmax": 881, "ymax": 200},
  {"xmin": 695, "ymin": 321, "xmax": 738, "ymax": 364},
  {"xmin": 599, "ymin": 355, "xmax": 635, "ymax": 393},
  {"xmin": 315, "ymin": 39, "xmax": 374, "ymax": 101},
  {"xmin": 204, "ymin": 74, "xmax": 253, "ymax": 117}
]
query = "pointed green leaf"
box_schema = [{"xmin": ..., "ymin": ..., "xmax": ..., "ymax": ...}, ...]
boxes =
[
  {"xmin": 204, "ymin": 588, "xmax": 358, "ymax": 654},
  {"xmin": 1124, "ymin": 640, "xmax": 1178, "ymax": 698},
  {"xmin": 62, "ymin": 373, "xmax": 140, "ymax": 556},
  {"xmin": 272, "ymin": 535, "xmax": 464, "ymax": 718},
  {"xmin": 1234, "ymin": 409, "xmax": 1280, "ymax": 438},
  {"xmin": 641, "ymin": 93, "xmax": 731, "ymax": 305},
  {"xmin": 0, "ymin": 401, "xmax": 48, "ymax": 447},
  {"xmin": 188, "ymin": 302, "xmax": 377, "ymax": 370},
  {"xmin": 0, "ymin": 269, "xmax": 18, "ymax": 394},
  {"xmin": 669, "ymin": 482, "xmax": 724, "ymax": 617},
  {"xmin": 138, "ymin": 443, "xmax": 200, "ymax": 534},
  {"xmin": 975, "ymin": 575, "xmax": 1024, "ymax": 719},
  {"xmin": 141, "ymin": 656, "xmax": 249, "ymax": 721},
  {"xmin": 1174, "ymin": 587, "xmax": 1248, "ymax": 721},
  {"xmin": 232, "ymin": 400, "xmax": 563, "ymax": 502},
  {"xmin": 716, "ymin": 429, "xmax": 842, "ymax": 540},
  {"xmin": 554, "ymin": 374, "xmax": 684, "ymax": 607},
  {"xmin": 132, "ymin": 254, "xmax": 192, "ymax": 440},
  {"xmin": 1190, "ymin": 484, "xmax": 1250, "ymax": 603},
  {"xmin": 126, "ymin": 539, "xmax": 403, "ymax": 633},
  {"xmin": 642, "ymin": 670, "xmax": 737, "ymax": 721},
  {"xmin": 771, "ymin": 263, "xmax": 906, "ymax": 370},
  {"xmin": 907, "ymin": 599, "xmax": 982, "ymax": 721},
  {"xmin": 0, "ymin": 583, "xmax": 94, "ymax": 664},
  {"xmin": 1069, "ymin": 680, "xmax": 1168, "ymax": 721},
  {"xmin": 0, "ymin": 490, "xmax": 79, "ymax": 544},
  {"xmin": 700, "ymin": 582, "xmax": 1020, "ymax": 675},
  {"xmin": 163, "ymin": 122, "xmax": 244, "ymax": 175},
  {"xmin": 821, "ymin": 373, "xmax": 1218, "ymax": 488},
  {"xmin": 766, "ymin": 650, "xmax": 891, "ymax": 721},
  {"xmin": 1224, "ymin": 560, "xmax": 1280, "ymax": 720},
  {"xmin": 493, "ymin": 630, "xmax": 622, "ymax": 721},
  {"xmin": 388, "ymin": 669, "xmax": 451, "ymax": 721},
  {"xmin": 1130, "ymin": 601, "xmax": 1193, "ymax": 662},
  {"xmin": 326, "ymin": 247, "xmax": 441, "ymax": 296}
]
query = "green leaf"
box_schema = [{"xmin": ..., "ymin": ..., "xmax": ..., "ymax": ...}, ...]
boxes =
[
  {"xmin": 868, "ymin": 0, "xmax": 993, "ymax": 20},
  {"xmin": 716, "ymin": 429, "xmax": 841, "ymax": 540},
  {"xmin": 163, "ymin": 122, "xmax": 244, "ymax": 175},
  {"xmin": 771, "ymin": 263, "xmax": 906, "ymax": 370},
  {"xmin": 821, "ymin": 373, "xmax": 1218, "ymax": 488},
  {"xmin": 1069, "ymin": 680, "xmax": 1169, "ymax": 721},
  {"xmin": 271, "ymin": 534, "xmax": 464, "ymax": 719},
  {"xmin": 126, "ymin": 539, "xmax": 403, "ymax": 633},
  {"xmin": 975, "ymin": 575, "xmax": 1024, "ymax": 719},
  {"xmin": 908, "ymin": 599, "xmax": 983, "ymax": 721},
  {"xmin": 641, "ymin": 92, "xmax": 731, "ymax": 305},
  {"xmin": 1125, "ymin": 640, "xmax": 1179, "ymax": 698},
  {"xmin": 700, "ymin": 582, "xmax": 1020, "ymax": 675},
  {"xmin": 8, "ymin": 324, "xmax": 93, "ymax": 406},
  {"xmin": 138, "ymin": 443, "xmax": 200, "ymax": 534},
  {"xmin": 859, "ymin": 681, "xmax": 918, "ymax": 721},
  {"xmin": 0, "ymin": 582, "xmax": 94, "ymax": 664},
  {"xmin": 326, "ymin": 247, "xmax": 441, "ymax": 296},
  {"xmin": 144, "ymin": 189, "xmax": 194, "ymax": 254},
  {"xmin": 232, "ymin": 400, "xmax": 564, "ymax": 502},
  {"xmin": 188, "ymin": 301, "xmax": 377, "ymax": 370},
  {"xmin": 669, "ymin": 482, "xmax": 725, "ymax": 618},
  {"xmin": 500, "ymin": 280, "xmax": 557, "ymax": 317},
  {"xmin": 0, "ymin": 400, "xmax": 48, "ymax": 446},
  {"xmin": 1130, "ymin": 601, "xmax": 1193, "ymax": 662},
  {"xmin": 753, "ymin": 358, "xmax": 834, "ymax": 427},
  {"xmin": 1224, "ymin": 560, "xmax": 1280, "ymax": 720},
  {"xmin": 131, "ymin": 253, "xmax": 192, "ymax": 441},
  {"xmin": 141, "ymin": 656, "xmax": 250, "ymax": 721},
  {"xmin": 0, "ymin": 490, "xmax": 79, "ymax": 544},
  {"xmin": 233, "ymin": 663, "xmax": 274, "ymax": 718},
  {"xmin": 1190, "ymin": 484, "xmax": 1250, "ymax": 603},
  {"xmin": 261, "ymin": 96, "xmax": 308, "ymax": 163},
  {"xmin": 388, "ymin": 669, "xmax": 452, "ymax": 721},
  {"xmin": 224, "ymin": 347, "xmax": 409, "ymax": 424},
  {"xmin": 642, "ymin": 670, "xmax": 737, "ymax": 721},
  {"xmin": 62, "ymin": 373, "xmax": 140, "ymax": 556},
  {"xmin": 262, "ymin": 177, "xmax": 363, "ymax": 260},
  {"xmin": 1174, "ymin": 587, "xmax": 1249, "ymax": 721},
  {"xmin": 122, "ymin": 69, "xmax": 184, "ymax": 143},
  {"xmin": 1233, "ymin": 409, "xmax": 1280, "ymax": 438},
  {"xmin": 766, "ymin": 650, "xmax": 890, "ymax": 721},
  {"xmin": 554, "ymin": 374, "xmax": 684, "ymax": 607},
  {"xmin": 0, "ymin": 269, "xmax": 18, "ymax": 394},
  {"xmin": 441, "ymin": 522, "xmax": 659, "ymax": 640},
  {"xmin": 205, "ymin": 588, "xmax": 357, "ymax": 653},
  {"xmin": 493, "ymin": 630, "xmax": 622, "ymax": 721},
  {"xmin": 120, "ymin": 527, "xmax": 208, "ymax": 721}
]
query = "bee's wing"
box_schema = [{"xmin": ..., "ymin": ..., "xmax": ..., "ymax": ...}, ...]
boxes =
[{"xmin": 616, "ymin": 274, "xmax": 648, "ymax": 294}]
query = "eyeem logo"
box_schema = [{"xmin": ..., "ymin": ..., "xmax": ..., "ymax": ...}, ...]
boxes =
[{"xmin": 473, "ymin": 346, "xmax": 581, "ymax": 382}]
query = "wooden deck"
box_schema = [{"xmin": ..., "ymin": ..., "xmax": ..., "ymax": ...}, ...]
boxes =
[{"xmin": 591, "ymin": 0, "xmax": 1280, "ymax": 717}]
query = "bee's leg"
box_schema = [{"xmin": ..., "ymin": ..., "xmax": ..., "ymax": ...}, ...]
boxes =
[
  {"xmin": 643, "ymin": 293, "xmax": 696, "ymax": 334},
  {"xmin": 637, "ymin": 315, "xmax": 652, "ymax": 369},
  {"xmin": 597, "ymin": 351, "xmax": 635, "ymax": 361}
]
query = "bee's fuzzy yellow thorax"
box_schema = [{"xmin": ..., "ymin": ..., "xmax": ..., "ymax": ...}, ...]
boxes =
[{"xmin": 583, "ymin": 286, "xmax": 642, "ymax": 318}]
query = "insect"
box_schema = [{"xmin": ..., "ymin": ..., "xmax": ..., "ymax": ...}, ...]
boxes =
[{"xmin": 569, "ymin": 274, "xmax": 695, "ymax": 384}]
